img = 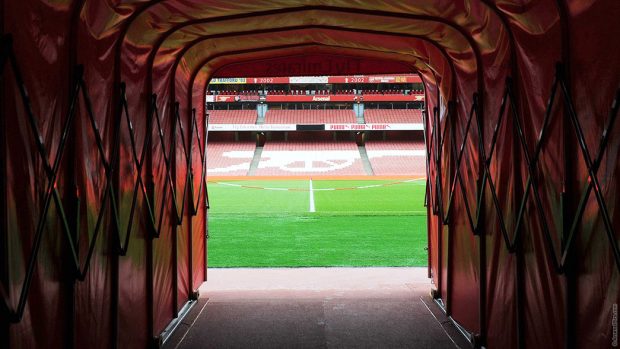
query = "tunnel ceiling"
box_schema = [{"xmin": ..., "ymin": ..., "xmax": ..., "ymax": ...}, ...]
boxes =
[{"xmin": 109, "ymin": 0, "xmax": 517, "ymax": 110}]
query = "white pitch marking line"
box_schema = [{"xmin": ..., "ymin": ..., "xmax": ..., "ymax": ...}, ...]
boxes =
[
  {"xmin": 214, "ymin": 177, "xmax": 427, "ymax": 192},
  {"xmin": 216, "ymin": 182, "xmax": 243, "ymax": 187},
  {"xmin": 358, "ymin": 184, "xmax": 382, "ymax": 188},
  {"xmin": 309, "ymin": 179, "xmax": 316, "ymax": 213}
]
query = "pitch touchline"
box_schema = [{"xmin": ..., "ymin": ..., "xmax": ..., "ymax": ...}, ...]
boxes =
[{"xmin": 213, "ymin": 178, "xmax": 426, "ymax": 191}]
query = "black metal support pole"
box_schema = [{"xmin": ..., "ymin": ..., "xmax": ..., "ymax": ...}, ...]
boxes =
[
  {"xmin": 203, "ymin": 108, "xmax": 209, "ymax": 283},
  {"xmin": 513, "ymin": 85, "xmax": 525, "ymax": 349},
  {"xmin": 171, "ymin": 102, "xmax": 179, "ymax": 318},
  {"xmin": 187, "ymin": 108, "xmax": 194, "ymax": 299},
  {"xmin": 0, "ymin": 28, "xmax": 10, "ymax": 349},
  {"xmin": 146, "ymin": 95, "xmax": 156, "ymax": 346},
  {"xmin": 63, "ymin": 67, "xmax": 80, "ymax": 349},
  {"xmin": 204, "ymin": 197, "xmax": 208, "ymax": 282},
  {"xmin": 188, "ymin": 205, "xmax": 193, "ymax": 298},
  {"xmin": 515, "ymin": 234, "xmax": 525, "ymax": 349},
  {"xmin": 108, "ymin": 205, "xmax": 118, "ymax": 346},
  {"xmin": 434, "ymin": 106, "xmax": 443, "ymax": 301},
  {"xmin": 562, "ymin": 190, "xmax": 576, "ymax": 349},
  {"xmin": 445, "ymin": 102, "xmax": 456, "ymax": 316},
  {"xmin": 560, "ymin": 65, "xmax": 577, "ymax": 349},
  {"xmin": 475, "ymin": 93, "xmax": 487, "ymax": 348},
  {"xmin": 422, "ymin": 108, "xmax": 432, "ymax": 279},
  {"xmin": 110, "ymin": 197, "xmax": 119, "ymax": 349},
  {"xmin": 65, "ymin": 4, "xmax": 83, "ymax": 346},
  {"xmin": 146, "ymin": 230, "xmax": 154, "ymax": 343},
  {"xmin": 508, "ymin": 79, "xmax": 526, "ymax": 349},
  {"xmin": 109, "ymin": 81, "xmax": 122, "ymax": 349},
  {"xmin": 477, "ymin": 225, "xmax": 487, "ymax": 348},
  {"xmin": 555, "ymin": 0, "xmax": 576, "ymax": 343}
]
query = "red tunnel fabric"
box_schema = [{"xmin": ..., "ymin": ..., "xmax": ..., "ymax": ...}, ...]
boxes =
[{"xmin": 1, "ymin": 1, "xmax": 619, "ymax": 348}]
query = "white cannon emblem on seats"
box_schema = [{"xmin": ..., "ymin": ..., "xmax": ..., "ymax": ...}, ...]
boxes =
[{"xmin": 258, "ymin": 150, "xmax": 361, "ymax": 173}]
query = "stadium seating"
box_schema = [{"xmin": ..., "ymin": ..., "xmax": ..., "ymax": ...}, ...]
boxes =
[
  {"xmin": 365, "ymin": 140, "xmax": 426, "ymax": 176},
  {"xmin": 206, "ymin": 141, "xmax": 256, "ymax": 176},
  {"xmin": 264, "ymin": 109, "xmax": 357, "ymax": 124},
  {"xmin": 364, "ymin": 109, "xmax": 423, "ymax": 123},
  {"xmin": 255, "ymin": 141, "xmax": 367, "ymax": 176},
  {"xmin": 207, "ymin": 109, "xmax": 258, "ymax": 124}
]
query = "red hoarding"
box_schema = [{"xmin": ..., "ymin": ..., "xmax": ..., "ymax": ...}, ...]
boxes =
[
  {"xmin": 210, "ymin": 74, "xmax": 421, "ymax": 85},
  {"xmin": 244, "ymin": 77, "xmax": 291, "ymax": 84},
  {"xmin": 263, "ymin": 94, "xmax": 424, "ymax": 102},
  {"xmin": 210, "ymin": 94, "xmax": 424, "ymax": 102},
  {"xmin": 327, "ymin": 75, "xmax": 422, "ymax": 83}
]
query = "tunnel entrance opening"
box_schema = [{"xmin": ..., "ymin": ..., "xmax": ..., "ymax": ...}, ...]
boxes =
[{"xmin": 192, "ymin": 73, "xmax": 449, "ymax": 347}]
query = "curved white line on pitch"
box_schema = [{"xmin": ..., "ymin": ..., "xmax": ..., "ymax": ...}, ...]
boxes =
[{"xmin": 212, "ymin": 178, "xmax": 426, "ymax": 191}]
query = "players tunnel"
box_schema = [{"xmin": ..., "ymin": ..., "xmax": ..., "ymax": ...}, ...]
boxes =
[{"xmin": 1, "ymin": 1, "xmax": 619, "ymax": 348}]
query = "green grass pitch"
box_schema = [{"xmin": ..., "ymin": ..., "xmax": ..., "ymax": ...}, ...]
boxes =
[{"xmin": 207, "ymin": 179, "xmax": 428, "ymax": 267}]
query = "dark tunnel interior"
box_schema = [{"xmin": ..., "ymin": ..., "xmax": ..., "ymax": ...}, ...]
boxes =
[{"xmin": 1, "ymin": 1, "xmax": 619, "ymax": 348}]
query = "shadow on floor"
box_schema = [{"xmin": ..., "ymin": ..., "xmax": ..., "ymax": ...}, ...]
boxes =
[{"xmin": 165, "ymin": 268, "xmax": 471, "ymax": 349}]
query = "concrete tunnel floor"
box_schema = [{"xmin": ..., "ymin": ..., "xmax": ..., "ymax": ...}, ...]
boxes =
[{"xmin": 166, "ymin": 267, "xmax": 471, "ymax": 348}]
